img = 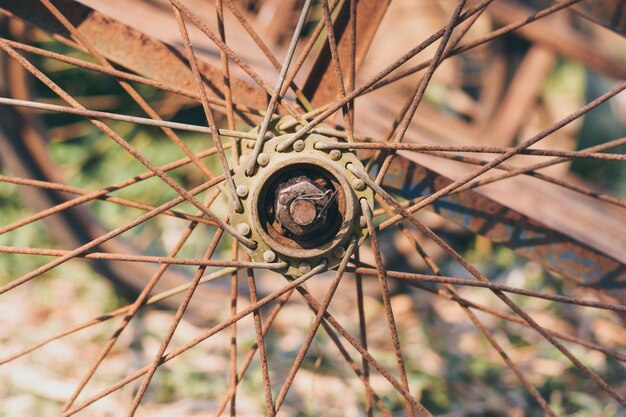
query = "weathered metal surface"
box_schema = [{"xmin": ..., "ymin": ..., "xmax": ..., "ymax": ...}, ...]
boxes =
[
  {"xmin": 0, "ymin": 36, "xmax": 224, "ymax": 318},
  {"xmin": 231, "ymin": 133, "xmax": 372, "ymax": 276},
  {"xmin": 0, "ymin": 0, "xmax": 271, "ymax": 112},
  {"xmin": 302, "ymin": 0, "xmax": 391, "ymax": 106},
  {"xmin": 482, "ymin": 0, "xmax": 626, "ymax": 79},
  {"xmin": 1, "ymin": 0, "xmax": 624, "ymax": 292},
  {"xmin": 564, "ymin": 0, "xmax": 626, "ymax": 34},
  {"xmin": 379, "ymin": 155, "xmax": 626, "ymax": 292}
]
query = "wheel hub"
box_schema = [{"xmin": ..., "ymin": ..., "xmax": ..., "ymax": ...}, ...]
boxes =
[{"xmin": 230, "ymin": 130, "xmax": 373, "ymax": 276}]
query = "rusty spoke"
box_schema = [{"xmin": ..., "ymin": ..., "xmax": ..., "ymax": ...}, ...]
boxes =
[
  {"xmin": 456, "ymin": 136, "xmax": 626, "ymax": 193},
  {"xmin": 346, "ymin": 265, "xmax": 626, "ymax": 313},
  {"xmin": 275, "ymin": 0, "xmax": 494, "ymax": 152},
  {"xmin": 379, "ymin": 82, "xmax": 626, "ymax": 230},
  {"xmin": 126, "ymin": 226, "xmax": 227, "ymax": 417},
  {"xmin": 374, "ymin": 0, "xmax": 468, "ymax": 185},
  {"xmin": 424, "ymin": 151, "xmax": 626, "ymax": 210},
  {"xmin": 215, "ymin": 3, "xmax": 240, "ymax": 412},
  {"xmin": 172, "ymin": 5, "xmax": 243, "ymax": 213},
  {"xmin": 363, "ymin": 0, "xmax": 585, "ymax": 94},
  {"xmin": 223, "ymin": 0, "xmax": 313, "ymax": 111},
  {"xmin": 244, "ymin": 0, "xmax": 313, "ymax": 177},
  {"xmin": 361, "ymin": 200, "xmax": 415, "ymax": 417},
  {"xmin": 0, "ymin": 245, "xmax": 287, "ymax": 270},
  {"xmin": 273, "ymin": 236, "xmax": 357, "ymax": 413},
  {"xmin": 246, "ymin": 264, "xmax": 275, "ymax": 416},
  {"xmin": 0, "ymin": 39, "xmax": 256, "ymax": 248},
  {"xmin": 354, "ymin": 248, "xmax": 373, "ymax": 417},
  {"xmin": 168, "ymin": 0, "xmax": 306, "ymax": 126},
  {"xmin": 347, "ymin": 0, "xmax": 357, "ymax": 129},
  {"xmin": 349, "ymin": 165, "xmax": 626, "ymax": 407},
  {"xmin": 316, "ymin": 140, "xmax": 626, "ymax": 161},
  {"xmin": 0, "ymin": 97, "xmax": 260, "ymax": 139},
  {"xmin": 60, "ymin": 262, "xmax": 327, "ymax": 417},
  {"xmin": 375, "ymin": 198, "xmax": 557, "ymax": 416},
  {"xmin": 319, "ymin": 0, "xmax": 354, "ymax": 142}
]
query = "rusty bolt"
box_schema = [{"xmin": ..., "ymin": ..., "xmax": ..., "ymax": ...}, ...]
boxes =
[
  {"xmin": 330, "ymin": 149, "xmax": 342, "ymax": 161},
  {"xmin": 257, "ymin": 153, "xmax": 270, "ymax": 166},
  {"xmin": 263, "ymin": 250, "xmax": 276, "ymax": 262},
  {"xmin": 289, "ymin": 199, "xmax": 317, "ymax": 226},
  {"xmin": 298, "ymin": 262, "xmax": 312, "ymax": 273},
  {"xmin": 275, "ymin": 176, "xmax": 332, "ymax": 237},
  {"xmin": 293, "ymin": 140, "xmax": 305, "ymax": 152},
  {"xmin": 352, "ymin": 178, "xmax": 366, "ymax": 191},
  {"xmin": 236, "ymin": 222, "xmax": 251, "ymax": 236},
  {"xmin": 333, "ymin": 246, "xmax": 346, "ymax": 259},
  {"xmin": 236, "ymin": 184, "xmax": 249, "ymax": 198}
]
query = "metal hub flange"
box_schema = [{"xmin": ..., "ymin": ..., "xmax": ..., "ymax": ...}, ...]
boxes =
[{"xmin": 231, "ymin": 133, "xmax": 373, "ymax": 276}]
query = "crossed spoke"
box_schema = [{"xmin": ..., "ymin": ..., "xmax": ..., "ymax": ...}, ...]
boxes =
[
  {"xmin": 348, "ymin": 163, "xmax": 626, "ymax": 407},
  {"xmin": 0, "ymin": 1, "xmax": 624, "ymax": 415}
]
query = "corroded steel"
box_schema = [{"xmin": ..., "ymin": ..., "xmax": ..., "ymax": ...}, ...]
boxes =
[
  {"xmin": 379, "ymin": 154, "xmax": 626, "ymax": 293},
  {"xmin": 231, "ymin": 132, "xmax": 373, "ymax": 276},
  {"xmin": 0, "ymin": 0, "xmax": 270, "ymax": 112},
  {"xmin": 1, "ymin": 0, "xmax": 624, "ymax": 291},
  {"xmin": 302, "ymin": 0, "xmax": 391, "ymax": 106},
  {"xmin": 565, "ymin": 0, "xmax": 626, "ymax": 34}
]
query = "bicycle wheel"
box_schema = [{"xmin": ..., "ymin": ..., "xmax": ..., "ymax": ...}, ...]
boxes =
[{"xmin": 0, "ymin": 0, "xmax": 624, "ymax": 415}]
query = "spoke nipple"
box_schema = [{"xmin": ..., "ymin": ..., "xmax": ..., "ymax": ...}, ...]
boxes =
[
  {"xmin": 236, "ymin": 222, "xmax": 251, "ymax": 236},
  {"xmin": 293, "ymin": 140, "xmax": 305, "ymax": 152},
  {"xmin": 333, "ymin": 246, "xmax": 346, "ymax": 259},
  {"xmin": 257, "ymin": 153, "xmax": 269, "ymax": 166},
  {"xmin": 358, "ymin": 216, "xmax": 367, "ymax": 228},
  {"xmin": 236, "ymin": 184, "xmax": 249, "ymax": 198},
  {"xmin": 352, "ymin": 178, "xmax": 366, "ymax": 191},
  {"xmin": 263, "ymin": 250, "xmax": 276, "ymax": 262},
  {"xmin": 298, "ymin": 262, "xmax": 312, "ymax": 274},
  {"xmin": 330, "ymin": 149, "xmax": 342, "ymax": 160}
]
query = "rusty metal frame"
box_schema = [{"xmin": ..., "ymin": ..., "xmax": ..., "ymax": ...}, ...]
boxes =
[
  {"xmin": 301, "ymin": 0, "xmax": 391, "ymax": 106},
  {"xmin": 0, "ymin": 0, "xmax": 624, "ymax": 297},
  {"xmin": 380, "ymin": 154, "xmax": 626, "ymax": 296},
  {"xmin": 563, "ymin": 0, "xmax": 626, "ymax": 34}
]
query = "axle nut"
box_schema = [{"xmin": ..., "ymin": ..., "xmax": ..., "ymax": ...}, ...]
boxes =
[{"xmin": 289, "ymin": 199, "xmax": 317, "ymax": 226}]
